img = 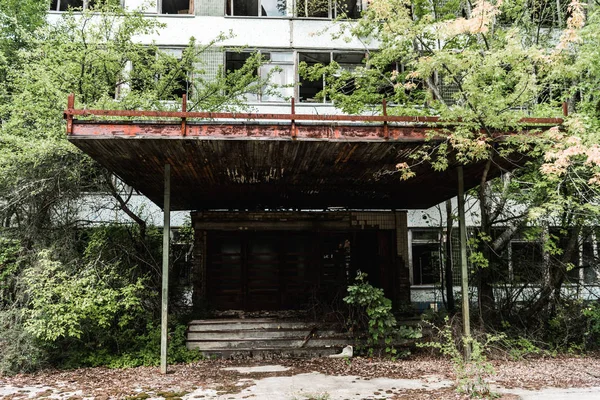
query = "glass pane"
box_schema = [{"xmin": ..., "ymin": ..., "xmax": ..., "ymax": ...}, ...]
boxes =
[
  {"xmin": 232, "ymin": 0, "xmax": 259, "ymax": 16},
  {"xmin": 412, "ymin": 243, "xmax": 440, "ymax": 285},
  {"xmin": 270, "ymin": 52, "xmax": 294, "ymax": 62},
  {"xmin": 161, "ymin": 0, "xmax": 191, "ymax": 14},
  {"xmin": 333, "ymin": 52, "xmax": 364, "ymax": 70},
  {"xmin": 299, "ymin": 52, "xmax": 330, "ymax": 102},
  {"xmin": 261, "ymin": 0, "xmax": 287, "ymax": 16},
  {"xmin": 58, "ymin": 0, "xmax": 84, "ymax": 11},
  {"xmin": 296, "ymin": 0, "xmax": 329, "ymax": 17},
  {"xmin": 261, "ymin": 64, "xmax": 294, "ymax": 102},
  {"xmin": 334, "ymin": 0, "xmax": 361, "ymax": 18},
  {"xmin": 512, "ymin": 242, "xmax": 543, "ymax": 284}
]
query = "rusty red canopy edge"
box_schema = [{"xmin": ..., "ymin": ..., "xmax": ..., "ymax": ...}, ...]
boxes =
[{"xmin": 64, "ymin": 94, "xmax": 565, "ymax": 137}]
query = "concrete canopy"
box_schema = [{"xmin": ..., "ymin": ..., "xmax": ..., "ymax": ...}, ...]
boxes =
[
  {"xmin": 65, "ymin": 104, "xmax": 561, "ymax": 211},
  {"xmin": 69, "ymin": 121, "xmax": 544, "ymax": 210}
]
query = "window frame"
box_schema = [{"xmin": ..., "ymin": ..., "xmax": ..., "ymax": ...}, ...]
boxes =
[
  {"xmin": 49, "ymin": 0, "xmax": 123, "ymax": 11},
  {"xmin": 158, "ymin": 0, "xmax": 195, "ymax": 15},
  {"xmin": 409, "ymin": 229, "xmax": 443, "ymax": 286},
  {"xmin": 224, "ymin": 0, "xmax": 364, "ymax": 18},
  {"xmin": 224, "ymin": 50, "xmax": 295, "ymax": 103}
]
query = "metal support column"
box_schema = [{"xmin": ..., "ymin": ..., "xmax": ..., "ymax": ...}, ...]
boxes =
[
  {"xmin": 160, "ymin": 164, "xmax": 171, "ymax": 374},
  {"xmin": 457, "ymin": 165, "xmax": 471, "ymax": 360}
]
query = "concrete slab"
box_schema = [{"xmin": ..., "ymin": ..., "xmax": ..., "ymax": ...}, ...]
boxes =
[
  {"xmin": 184, "ymin": 372, "xmax": 453, "ymax": 399},
  {"xmin": 497, "ymin": 386, "xmax": 600, "ymax": 400},
  {"xmin": 222, "ymin": 365, "xmax": 291, "ymax": 373}
]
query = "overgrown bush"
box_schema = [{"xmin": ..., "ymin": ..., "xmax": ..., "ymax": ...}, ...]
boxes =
[
  {"xmin": 0, "ymin": 223, "xmax": 200, "ymax": 374},
  {"xmin": 344, "ymin": 271, "xmax": 421, "ymax": 357},
  {"xmin": 419, "ymin": 317, "xmax": 501, "ymax": 398},
  {"xmin": 0, "ymin": 309, "xmax": 47, "ymax": 375},
  {"xmin": 497, "ymin": 299, "xmax": 600, "ymax": 356}
]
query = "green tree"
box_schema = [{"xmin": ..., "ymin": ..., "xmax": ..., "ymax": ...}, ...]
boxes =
[
  {"xmin": 307, "ymin": 0, "xmax": 595, "ymax": 328},
  {"xmin": 0, "ymin": 1, "xmax": 267, "ymax": 373}
]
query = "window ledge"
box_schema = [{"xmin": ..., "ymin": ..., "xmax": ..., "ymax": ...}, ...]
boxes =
[
  {"xmin": 153, "ymin": 13, "xmax": 196, "ymax": 18},
  {"xmin": 223, "ymin": 16, "xmax": 359, "ymax": 21}
]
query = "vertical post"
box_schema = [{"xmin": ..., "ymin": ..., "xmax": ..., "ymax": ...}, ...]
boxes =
[
  {"xmin": 160, "ymin": 164, "xmax": 171, "ymax": 374},
  {"xmin": 457, "ymin": 165, "xmax": 471, "ymax": 360},
  {"xmin": 291, "ymin": 98, "xmax": 297, "ymax": 140},
  {"xmin": 562, "ymin": 101, "xmax": 569, "ymax": 117},
  {"xmin": 66, "ymin": 93, "xmax": 75, "ymax": 135},
  {"xmin": 444, "ymin": 199, "xmax": 455, "ymax": 314},
  {"xmin": 383, "ymin": 99, "xmax": 389, "ymax": 140},
  {"xmin": 181, "ymin": 94, "xmax": 187, "ymax": 136}
]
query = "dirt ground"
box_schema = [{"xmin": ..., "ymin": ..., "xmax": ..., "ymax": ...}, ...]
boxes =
[{"xmin": 1, "ymin": 355, "xmax": 600, "ymax": 399}]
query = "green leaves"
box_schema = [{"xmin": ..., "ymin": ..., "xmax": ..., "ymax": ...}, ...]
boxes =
[
  {"xmin": 344, "ymin": 271, "xmax": 420, "ymax": 357},
  {"xmin": 22, "ymin": 250, "xmax": 145, "ymax": 342}
]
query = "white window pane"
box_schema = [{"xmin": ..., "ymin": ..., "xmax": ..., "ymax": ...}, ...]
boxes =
[
  {"xmin": 261, "ymin": 64, "xmax": 294, "ymax": 102},
  {"xmin": 261, "ymin": 0, "xmax": 287, "ymax": 16},
  {"xmin": 269, "ymin": 52, "xmax": 294, "ymax": 62}
]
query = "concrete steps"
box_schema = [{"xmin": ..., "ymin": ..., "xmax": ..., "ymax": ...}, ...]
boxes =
[{"xmin": 186, "ymin": 318, "xmax": 351, "ymax": 358}]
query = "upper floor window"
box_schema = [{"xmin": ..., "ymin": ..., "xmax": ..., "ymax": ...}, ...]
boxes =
[
  {"xmin": 160, "ymin": 0, "xmax": 194, "ymax": 14},
  {"xmin": 50, "ymin": 0, "xmax": 84, "ymax": 10},
  {"xmin": 296, "ymin": 0, "xmax": 361, "ymax": 19},
  {"xmin": 225, "ymin": 51, "xmax": 294, "ymax": 102},
  {"xmin": 50, "ymin": 0, "xmax": 121, "ymax": 11},
  {"xmin": 298, "ymin": 51, "xmax": 364, "ymax": 102},
  {"xmin": 226, "ymin": 0, "xmax": 288, "ymax": 17},
  {"xmin": 225, "ymin": 0, "xmax": 362, "ymax": 18}
]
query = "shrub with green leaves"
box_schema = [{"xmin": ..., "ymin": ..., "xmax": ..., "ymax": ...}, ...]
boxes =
[
  {"xmin": 22, "ymin": 249, "xmax": 146, "ymax": 342},
  {"xmin": 344, "ymin": 271, "xmax": 420, "ymax": 357},
  {"xmin": 419, "ymin": 317, "xmax": 502, "ymax": 398}
]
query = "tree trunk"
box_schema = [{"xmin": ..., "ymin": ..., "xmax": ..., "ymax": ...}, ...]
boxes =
[
  {"xmin": 445, "ymin": 199, "xmax": 456, "ymax": 314},
  {"xmin": 477, "ymin": 160, "xmax": 496, "ymax": 325}
]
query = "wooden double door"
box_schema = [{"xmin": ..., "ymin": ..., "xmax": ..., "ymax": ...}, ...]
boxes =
[{"xmin": 206, "ymin": 230, "xmax": 396, "ymax": 311}]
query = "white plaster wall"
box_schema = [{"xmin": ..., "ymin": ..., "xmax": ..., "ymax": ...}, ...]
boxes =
[
  {"xmin": 136, "ymin": 16, "xmax": 367, "ymax": 50},
  {"xmin": 78, "ymin": 194, "xmax": 188, "ymax": 227},
  {"xmin": 408, "ymin": 196, "xmax": 481, "ymax": 228},
  {"xmin": 48, "ymin": 6, "xmax": 369, "ymax": 50}
]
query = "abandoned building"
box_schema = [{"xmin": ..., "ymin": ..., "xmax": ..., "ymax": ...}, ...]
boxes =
[{"xmin": 53, "ymin": 0, "xmax": 569, "ymax": 368}]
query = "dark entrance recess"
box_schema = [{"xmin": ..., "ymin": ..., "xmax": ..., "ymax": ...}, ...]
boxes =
[{"xmin": 206, "ymin": 230, "xmax": 396, "ymax": 311}]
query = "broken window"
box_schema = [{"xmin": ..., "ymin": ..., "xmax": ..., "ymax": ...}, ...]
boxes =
[
  {"xmin": 226, "ymin": 0, "xmax": 288, "ymax": 16},
  {"xmin": 295, "ymin": 0, "xmax": 362, "ymax": 18},
  {"xmin": 298, "ymin": 52, "xmax": 330, "ymax": 102},
  {"xmin": 225, "ymin": 51, "xmax": 293, "ymax": 102},
  {"xmin": 160, "ymin": 0, "xmax": 194, "ymax": 14},
  {"xmin": 411, "ymin": 231, "xmax": 441, "ymax": 286},
  {"xmin": 157, "ymin": 49, "xmax": 191, "ymax": 100},
  {"xmin": 225, "ymin": 51, "xmax": 259, "ymax": 102},
  {"xmin": 50, "ymin": 0, "xmax": 121, "ymax": 11},
  {"xmin": 50, "ymin": 0, "xmax": 84, "ymax": 11},
  {"xmin": 333, "ymin": 0, "xmax": 361, "ymax": 18},
  {"xmin": 129, "ymin": 48, "xmax": 191, "ymax": 100},
  {"xmin": 299, "ymin": 52, "xmax": 364, "ymax": 102},
  {"xmin": 332, "ymin": 53, "xmax": 363, "ymax": 95},
  {"xmin": 510, "ymin": 241, "xmax": 544, "ymax": 284},
  {"xmin": 260, "ymin": 52, "xmax": 294, "ymax": 102}
]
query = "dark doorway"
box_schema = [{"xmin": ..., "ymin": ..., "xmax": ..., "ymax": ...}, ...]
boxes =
[{"xmin": 206, "ymin": 230, "xmax": 395, "ymax": 311}]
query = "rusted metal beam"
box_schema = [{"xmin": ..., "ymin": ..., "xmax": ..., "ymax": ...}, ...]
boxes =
[
  {"xmin": 65, "ymin": 107, "xmax": 565, "ymax": 125},
  {"xmin": 68, "ymin": 120, "xmax": 556, "ymax": 142},
  {"xmin": 63, "ymin": 94, "xmax": 564, "ymax": 129},
  {"xmin": 69, "ymin": 121, "xmax": 448, "ymax": 141}
]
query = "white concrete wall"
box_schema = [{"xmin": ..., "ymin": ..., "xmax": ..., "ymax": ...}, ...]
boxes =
[
  {"xmin": 78, "ymin": 193, "xmax": 188, "ymax": 227},
  {"xmin": 49, "ymin": 2, "xmax": 371, "ymax": 50},
  {"xmin": 135, "ymin": 16, "xmax": 367, "ymax": 49}
]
